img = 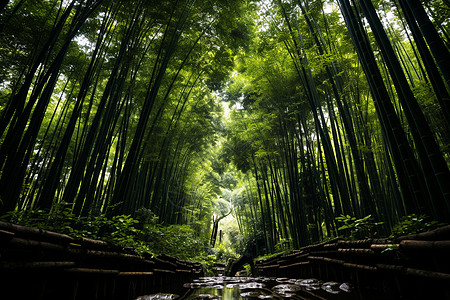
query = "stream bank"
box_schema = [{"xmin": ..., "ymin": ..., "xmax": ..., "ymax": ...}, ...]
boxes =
[
  {"xmin": 253, "ymin": 225, "xmax": 450, "ymax": 299},
  {"xmin": 1, "ymin": 222, "xmax": 449, "ymax": 299}
]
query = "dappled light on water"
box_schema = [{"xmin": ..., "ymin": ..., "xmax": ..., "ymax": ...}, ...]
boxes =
[{"xmin": 137, "ymin": 276, "xmax": 359, "ymax": 299}]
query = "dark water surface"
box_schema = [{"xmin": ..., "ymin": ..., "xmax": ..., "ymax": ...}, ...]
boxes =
[{"xmin": 136, "ymin": 276, "xmax": 388, "ymax": 300}]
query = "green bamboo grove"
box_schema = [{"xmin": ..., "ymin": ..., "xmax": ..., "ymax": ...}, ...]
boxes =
[{"xmin": 0, "ymin": 0, "xmax": 448, "ymax": 256}]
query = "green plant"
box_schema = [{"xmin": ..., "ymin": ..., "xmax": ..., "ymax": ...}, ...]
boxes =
[
  {"xmin": 1, "ymin": 207, "xmax": 212, "ymax": 260},
  {"xmin": 199, "ymin": 254, "xmax": 218, "ymax": 276},
  {"xmin": 275, "ymin": 238, "xmax": 293, "ymax": 253},
  {"xmin": 390, "ymin": 214, "xmax": 445, "ymax": 238},
  {"xmin": 1, "ymin": 209, "xmax": 149, "ymax": 254},
  {"xmin": 336, "ymin": 214, "xmax": 384, "ymax": 240},
  {"xmin": 381, "ymin": 244, "xmax": 399, "ymax": 254}
]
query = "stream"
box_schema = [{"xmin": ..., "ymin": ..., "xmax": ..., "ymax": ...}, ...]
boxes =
[{"xmin": 136, "ymin": 276, "xmax": 387, "ymax": 300}]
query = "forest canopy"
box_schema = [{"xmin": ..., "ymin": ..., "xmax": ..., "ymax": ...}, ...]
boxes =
[{"xmin": 0, "ymin": 0, "xmax": 449, "ymax": 260}]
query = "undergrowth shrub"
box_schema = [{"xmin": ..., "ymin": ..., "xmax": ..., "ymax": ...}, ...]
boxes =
[
  {"xmin": 1, "ymin": 207, "xmax": 208, "ymax": 261},
  {"xmin": 390, "ymin": 214, "xmax": 446, "ymax": 238}
]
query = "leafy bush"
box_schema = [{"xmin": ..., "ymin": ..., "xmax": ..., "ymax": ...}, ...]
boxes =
[
  {"xmin": 1, "ymin": 207, "xmax": 208, "ymax": 260},
  {"xmin": 141, "ymin": 224, "xmax": 209, "ymax": 261},
  {"xmin": 390, "ymin": 214, "xmax": 445, "ymax": 238},
  {"xmin": 336, "ymin": 214, "xmax": 383, "ymax": 240}
]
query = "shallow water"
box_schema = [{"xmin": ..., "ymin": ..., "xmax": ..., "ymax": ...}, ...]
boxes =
[{"xmin": 136, "ymin": 276, "xmax": 388, "ymax": 300}]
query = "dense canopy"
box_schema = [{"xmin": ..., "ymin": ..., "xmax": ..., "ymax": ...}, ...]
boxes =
[{"xmin": 0, "ymin": 0, "xmax": 449, "ymax": 262}]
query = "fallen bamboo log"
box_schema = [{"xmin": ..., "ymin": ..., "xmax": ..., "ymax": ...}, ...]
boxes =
[
  {"xmin": 309, "ymin": 250, "xmax": 339, "ymax": 256},
  {"xmin": 153, "ymin": 269, "xmax": 176, "ymax": 274},
  {"xmin": 67, "ymin": 248, "xmax": 154, "ymax": 265},
  {"xmin": 376, "ymin": 264, "xmax": 404, "ymax": 272},
  {"xmin": 399, "ymin": 240, "xmax": 450, "ymax": 250},
  {"xmin": 323, "ymin": 243, "xmax": 338, "ymax": 249},
  {"xmin": 259, "ymin": 264, "xmax": 280, "ymax": 269},
  {"xmin": 7, "ymin": 237, "xmax": 65, "ymax": 251},
  {"xmin": 118, "ymin": 272, "xmax": 154, "ymax": 276},
  {"xmin": 65, "ymin": 268, "xmax": 120, "ymax": 275},
  {"xmin": 279, "ymin": 261, "xmax": 310, "ymax": 269},
  {"xmin": 342, "ymin": 262, "xmax": 377, "ymax": 271},
  {"xmin": 308, "ymin": 256, "xmax": 345, "ymax": 265},
  {"xmin": 75, "ymin": 236, "xmax": 111, "ymax": 249},
  {"xmin": 176, "ymin": 269, "xmax": 193, "ymax": 273},
  {"xmin": 403, "ymin": 268, "xmax": 450, "ymax": 280},
  {"xmin": 300, "ymin": 238, "xmax": 341, "ymax": 252},
  {"xmin": 370, "ymin": 244, "xmax": 399, "ymax": 250},
  {"xmin": 337, "ymin": 240, "xmax": 372, "ymax": 248},
  {"xmin": 377, "ymin": 264, "xmax": 450, "ymax": 281},
  {"xmin": 396, "ymin": 225, "xmax": 450, "ymax": 241},
  {"xmin": 0, "ymin": 221, "xmax": 74, "ymax": 244},
  {"xmin": 0, "ymin": 261, "xmax": 76, "ymax": 269},
  {"xmin": 338, "ymin": 248, "xmax": 376, "ymax": 255},
  {"xmin": 0, "ymin": 229, "xmax": 15, "ymax": 240}
]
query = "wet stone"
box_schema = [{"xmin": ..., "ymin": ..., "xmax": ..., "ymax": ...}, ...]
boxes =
[
  {"xmin": 195, "ymin": 294, "xmax": 219, "ymax": 299},
  {"xmin": 136, "ymin": 293, "xmax": 179, "ymax": 300},
  {"xmin": 180, "ymin": 276, "xmax": 356, "ymax": 300},
  {"xmin": 240, "ymin": 291, "xmax": 276, "ymax": 299},
  {"xmin": 240, "ymin": 282, "xmax": 266, "ymax": 290},
  {"xmin": 321, "ymin": 281, "xmax": 341, "ymax": 294},
  {"xmin": 240, "ymin": 291, "xmax": 262, "ymax": 298},
  {"xmin": 339, "ymin": 282, "xmax": 353, "ymax": 293},
  {"xmin": 211, "ymin": 285, "xmax": 224, "ymax": 290},
  {"xmin": 296, "ymin": 279, "xmax": 321, "ymax": 290},
  {"xmin": 225, "ymin": 282, "xmax": 265, "ymax": 290},
  {"xmin": 272, "ymin": 284, "xmax": 302, "ymax": 296}
]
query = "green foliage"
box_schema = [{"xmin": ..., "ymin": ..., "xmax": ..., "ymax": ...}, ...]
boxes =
[
  {"xmin": 199, "ymin": 254, "xmax": 218, "ymax": 277},
  {"xmin": 336, "ymin": 214, "xmax": 384, "ymax": 240},
  {"xmin": 390, "ymin": 214, "xmax": 446, "ymax": 238},
  {"xmin": 275, "ymin": 238, "xmax": 293, "ymax": 253},
  {"xmin": 140, "ymin": 223, "xmax": 209, "ymax": 261},
  {"xmin": 1, "ymin": 207, "xmax": 209, "ymax": 260},
  {"xmin": 2, "ymin": 206, "xmax": 151, "ymax": 254},
  {"xmin": 212, "ymin": 242, "xmax": 238, "ymax": 263},
  {"xmin": 381, "ymin": 243, "xmax": 399, "ymax": 254}
]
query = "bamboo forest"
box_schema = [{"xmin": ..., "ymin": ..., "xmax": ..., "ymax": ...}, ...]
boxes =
[{"xmin": 0, "ymin": 0, "xmax": 449, "ymax": 299}]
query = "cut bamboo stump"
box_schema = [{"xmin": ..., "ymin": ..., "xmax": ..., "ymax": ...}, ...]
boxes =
[{"xmin": 0, "ymin": 221, "xmax": 203, "ymax": 300}]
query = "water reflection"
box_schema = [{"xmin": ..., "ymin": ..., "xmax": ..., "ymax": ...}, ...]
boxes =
[
  {"xmin": 137, "ymin": 276, "xmax": 389, "ymax": 300},
  {"xmin": 188, "ymin": 287, "xmax": 243, "ymax": 299}
]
